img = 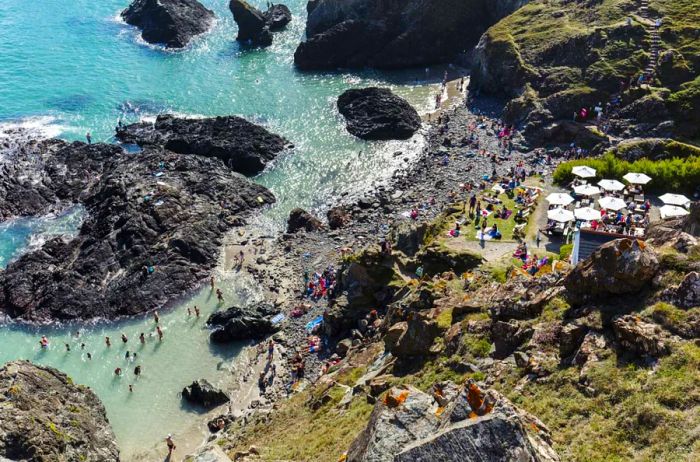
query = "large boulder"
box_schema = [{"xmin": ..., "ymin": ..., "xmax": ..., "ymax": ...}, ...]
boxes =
[
  {"xmin": 263, "ymin": 4, "xmax": 292, "ymax": 31},
  {"xmin": 207, "ymin": 305, "xmax": 279, "ymax": 342},
  {"xmin": 287, "ymin": 208, "xmax": 323, "ymax": 233},
  {"xmin": 121, "ymin": 0, "xmax": 215, "ymax": 48},
  {"xmin": 0, "ymin": 361, "xmax": 120, "ymax": 461},
  {"xmin": 337, "ymin": 88, "xmax": 422, "ymax": 140},
  {"xmin": 295, "ymin": 0, "xmax": 529, "ymax": 70},
  {"xmin": 0, "ymin": 141, "xmax": 275, "ymax": 322},
  {"xmin": 385, "ymin": 315, "xmax": 440, "ymax": 358},
  {"xmin": 347, "ymin": 384, "xmax": 559, "ymax": 462},
  {"xmin": 674, "ymin": 271, "xmax": 700, "ymax": 309},
  {"xmin": 116, "ymin": 114, "xmax": 291, "ymax": 176},
  {"xmin": 612, "ymin": 315, "xmax": 670, "ymax": 357},
  {"xmin": 229, "ymin": 0, "xmax": 273, "ymax": 47},
  {"xmin": 564, "ymin": 239, "xmax": 659, "ymax": 303},
  {"xmin": 327, "ymin": 206, "xmax": 352, "ymax": 230},
  {"xmin": 182, "ymin": 379, "xmax": 230, "ymax": 409}
]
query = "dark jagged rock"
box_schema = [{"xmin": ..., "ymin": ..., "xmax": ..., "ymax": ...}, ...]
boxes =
[
  {"xmin": 612, "ymin": 315, "xmax": 670, "ymax": 358},
  {"xmin": 121, "ymin": 0, "xmax": 215, "ymax": 48},
  {"xmin": 327, "ymin": 206, "xmax": 352, "ymax": 230},
  {"xmin": 337, "ymin": 88, "xmax": 421, "ymax": 140},
  {"xmin": 229, "ymin": 0, "xmax": 273, "ymax": 47},
  {"xmin": 287, "ymin": 208, "xmax": 323, "ymax": 233},
  {"xmin": 207, "ymin": 304, "xmax": 280, "ymax": 342},
  {"xmin": 0, "ymin": 140, "xmax": 274, "ymax": 322},
  {"xmin": 116, "ymin": 114, "xmax": 291, "ymax": 176},
  {"xmin": 263, "ymin": 4, "xmax": 292, "ymax": 31},
  {"xmin": 0, "ymin": 361, "xmax": 120, "ymax": 461},
  {"xmin": 182, "ymin": 379, "xmax": 230, "ymax": 409},
  {"xmin": 347, "ymin": 384, "xmax": 559, "ymax": 462},
  {"xmin": 564, "ymin": 239, "xmax": 659, "ymax": 304},
  {"xmin": 295, "ymin": 0, "xmax": 529, "ymax": 70}
]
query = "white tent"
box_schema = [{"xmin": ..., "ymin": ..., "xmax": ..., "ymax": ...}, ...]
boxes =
[
  {"xmin": 659, "ymin": 205, "xmax": 690, "ymax": 219},
  {"xmin": 659, "ymin": 193, "xmax": 690, "ymax": 206},
  {"xmin": 598, "ymin": 196, "xmax": 627, "ymax": 211},
  {"xmin": 598, "ymin": 179, "xmax": 625, "ymax": 192},
  {"xmin": 548, "ymin": 208, "xmax": 575, "ymax": 223},
  {"xmin": 546, "ymin": 193, "xmax": 574, "ymax": 206},
  {"xmin": 572, "ymin": 166, "xmax": 597, "ymax": 178},
  {"xmin": 574, "ymin": 207, "xmax": 601, "ymax": 221},
  {"xmin": 623, "ymin": 172, "xmax": 652, "ymax": 185},
  {"xmin": 573, "ymin": 184, "xmax": 601, "ymax": 196}
]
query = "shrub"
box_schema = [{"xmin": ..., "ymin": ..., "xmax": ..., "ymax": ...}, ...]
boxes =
[
  {"xmin": 559, "ymin": 244, "xmax": 573, "ymax": 261},
  {"xmin": 553, "ymin": 152, "xmax": 700, "ymax": 194}
]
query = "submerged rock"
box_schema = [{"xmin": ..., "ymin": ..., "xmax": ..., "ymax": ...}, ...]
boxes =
[
  {"xmin": 122, "ymin": 0, "xmax": 215, "ymax": 48},
  {"xmin": 116, "ymin": 114, "xmax": 291, "ymax": 176},
  {"xmin": 337, "ymin": 87, "xmax": 422, "ymax": 140},
  {"xmin": 287, "ymin": 208, "xmax": 323, "ymax": 233},
  {"xmin": 295, "ymin": 0, "xmax": 528, "ymax": 70},
  {"xmin": 0, "ymin": 361, "xmax": 120, "ymax": 461},
  {"xmin": 229, "ymin": 0, "xmax": 273, "ymax": 47},
  {"xmin": 0, "ymin": 141, "xmax": 274, "ymax": 321},
  {"xmin": 182, "ymin": 379, "xmax": 230, "ymax": 408},
  {"xmin": 207, "ymin": 304, "xmax": 280, "ymax": 342}
]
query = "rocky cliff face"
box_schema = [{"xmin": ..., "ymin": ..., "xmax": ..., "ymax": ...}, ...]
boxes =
[
  {"xmin": 122, "ymin": 0, "xmax": 215, "ymax": 48},
  {"xmin": 0, "ymin": 361, "xmax": 119, "ymax": 461},
  {"xmin": 294, "ymin": 0, "xmax": 529, "ymax": 70},
  {"xmin": 470, "ymin": 0, "xmax": 700, "ymax": 139},
  {"xmin": 116, "ymin": 114, "xmax": 291, "ymax": 176},
  {"xmin": 0, "ymin": 139, "xmax": 274, "ymax": 321}
]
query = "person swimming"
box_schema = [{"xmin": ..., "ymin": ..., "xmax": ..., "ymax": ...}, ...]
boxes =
[
  {"xmin": 194, "ymin": 306, "xmax": 200, "ymax": 318},
  {"xmin": 139, "ymin": 332, "xmax": 146, "ymax": 344},
  {"xmin": 156, "ymin": 326, "xmax": 163, "ymax": 341},
  {"xmin": 65, "ymin": 343, "xmax": 71, "ymax": 352},
  {"xmin": 86, "ymin": 352, "xmax": 92, "ymax": 360},
  {"xmin": 121, "ymin": 333, "xmax": 128, "ymax": 343},
  {"xmin": 129, "ymin": 384, "xmax": 133, "ymax": 393},
  {"xmin": 125, "ymin": 351, "xmax": 131, "ymax": 360},
  {"xmin": 40, "ymin": 336, "xmax": 49, "ymax": 348},
  {"xmin": 114, "ymin": 367, "xmax": 122, "ymax": 376},
  {"xmin": 134, "ymin": 365, "xmax": 142, "ymax": 376}
]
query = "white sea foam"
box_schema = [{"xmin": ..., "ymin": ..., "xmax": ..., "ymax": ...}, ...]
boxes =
[{"xmin": 0, "ymin": 115, "xmax": 70, "ymax": 140}]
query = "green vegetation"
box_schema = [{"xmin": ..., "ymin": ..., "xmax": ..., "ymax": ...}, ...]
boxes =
[
  {"xmin": 553, "ymin": 152, "xmax": 700, "ymax": 193},
  {"xmin": 559, "ymin": 244, "xmax": 573, "ymax": 261},
  {"xmin": 495, "ymin": 343, "xmax": 700, "ymax": 461}
]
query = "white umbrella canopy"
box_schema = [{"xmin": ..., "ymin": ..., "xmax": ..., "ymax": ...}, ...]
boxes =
[
  {"xmin": 548, "ymin": 207, "xmax": 575, "ymax": 223},
  {"xmin": 573, "ymin": 184, "xmax": 601, "ymax": 196},
  {"xmin": 659, "ymin": 205, "xmax": 690, "ymax": 219},
  {"xmin": 623, "ymin": 172, "xmax": 652, "ymax": 185},
  {"xmin": 572, "ymin": 166, "xmax": 597, "ymax": 178},
  {"xmin": 546, "ymin": 193, "xmax": 574, "ymax": 206},
  {"xmin": 574, "ymin": 207, "xmax": 601, "ymax": 221},
  {"xmin": 598, "ymin": 196, "xmax": 627, "ymax": 211},
  {"xmin": 598, "ymin": 179, "xmax": 625, "ymax": 192},
  {"xmin": 659, "ymin": 193, "xmax": 690, "ymax": 206}
]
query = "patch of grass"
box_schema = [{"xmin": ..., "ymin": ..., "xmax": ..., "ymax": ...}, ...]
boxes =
[
  {"xmin": 435, "ymin": 307, "xmax": 454, "ymax": 330},
  {"xmin": 396, "ymin": 357, "xmax": 467, "ymax": 392},
  {"xmin": 541, "ymin": 297, "xmax": 571, "ymax": 322},
  {"xmin": 494, "ymin": 342, "xmax": 700, "ymax": 461},
  {"xmin": 462, "ymin": 335, "xmax": 492, "ymax": 359}
]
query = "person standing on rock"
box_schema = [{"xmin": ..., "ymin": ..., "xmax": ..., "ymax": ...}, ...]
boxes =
[{"xmin": 85, "ymin": 132, "xmax": 91, "ymax": 144}]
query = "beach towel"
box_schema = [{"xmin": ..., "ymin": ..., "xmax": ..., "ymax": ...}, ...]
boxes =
[
  {"xmin": 305, "ymin": 315, "xmax": 323, "ymax": 331},
  {"xmin": 270, "ymin": 313, "xmax": 285, "ymax": 325}
]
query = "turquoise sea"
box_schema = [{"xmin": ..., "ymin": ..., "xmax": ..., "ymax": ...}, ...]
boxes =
[{"xmin": 0, "ymin": 0, "xmax": 446, "ymax": 458}]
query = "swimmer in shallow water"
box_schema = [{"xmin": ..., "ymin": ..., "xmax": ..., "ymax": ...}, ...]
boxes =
[
  {"xmin": 105, "ymin": 336, "xmax": 111, "ymax": 347},
  {"xmin": 40, "ymin": 336, "xmax": 49, "ymax": 348}
]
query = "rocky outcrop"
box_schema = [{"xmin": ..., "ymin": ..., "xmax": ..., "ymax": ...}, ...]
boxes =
[
  {"xmin": 0, "ymin": 140, "xmax": 274, "ymax": 321},
  {"xmin": 207, "ymin": 304, "xmax": 280, "ymax": 342},
  {"xmin": 0, "ymin": 361, "xmax": 119, "ymax": 461},
  {"xmin": 347, "ymin": 383, "xmax": 559, "ymax": 462},
  {"xmin": 287, "ymin": 208, "xmax": 323, "ymax": 233},
  {"xmin": 612, "ymin": 315, "xmax": 670, "ymax": 357},
  {"xmin": 337, "ymin": 88, "xmax": 422, "ymax": 140},
  {"xmin": 674, "ymin": 271, "xmax": 700, "ymax": 309},
  {"xmin": 183, "ymin": 379, "xmax": 230, "ymax": 409},
  {"xmin": 327, "ymin": 206, "xmax": 352, "ymax": 230},
  {"xmin": 470, "ymin": 0, "xmax": 700, "ymax": 139},
  {"xmin": 384, "ymin": 314, "xmax": 440, "ymax": 358},
  {"xmin": 295, "ymin": 0, "xmax": 529, "ymax": 70},
  {"xmin": 121, "ymin": 0, "xmax": 215, "ymax": 48},
  {"xmin": 564, "ymin": 239, "xmax": 659, "ymax": 304},
  {"xmin": 229, "ymin": 0, "xmax": 273, "ymax": 47},
  {"xmin": 116, "ymin": 114, "xmax": 291, "ymax": 176},
  {"xmin": 263, "ymin": 4, "xmax": 292, "ymax": 31}
]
